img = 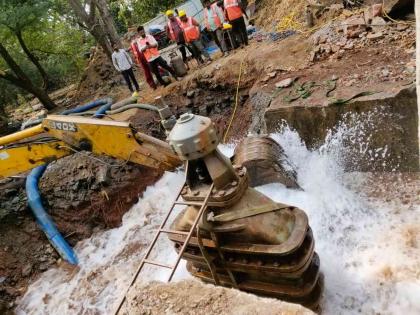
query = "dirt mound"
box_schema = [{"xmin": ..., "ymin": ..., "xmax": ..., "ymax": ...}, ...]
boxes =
[
  {"xmin": 125, "ymin": 280, "xmax": 314, "ymax": 315},
  {"xmin": 39, "ymin": 153, "xmax": 162, "ymax": 234},
  {"xmin": 254, "ymin": 0, "xmax": 309, "ymax": 31},
  {"xmin": 75, "ymin": 47, "xmax": 129, "ymax": 102}
]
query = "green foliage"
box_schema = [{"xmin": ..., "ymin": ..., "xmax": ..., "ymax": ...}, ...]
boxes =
[
  {"xmin": 0, "ymin": 0, "xmax": 51, "ymax": 33},
  {"xmin": 110, "ymin": 1, "xmax": 129, "ymax": 35},
  {"xmin": 0, "ymin": 0, "xmax": 93, "ymax": 111},
  {"xmin": 130, "ymin": 0, "xmax": 185, "ymax": 25}
]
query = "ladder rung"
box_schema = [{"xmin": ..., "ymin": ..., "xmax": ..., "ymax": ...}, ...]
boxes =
[
  {"xmin": 143, "ymin": 259, "xmax": 173, "ymax": 269},
  {"xmin": 160, "ymin": 229, "xmax": 189, "ymax": 236},
  {"xmin": 175, "ymin": 200, "xmax": 204, "ymax": 206}
]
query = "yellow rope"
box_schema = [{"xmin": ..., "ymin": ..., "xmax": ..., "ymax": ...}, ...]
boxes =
[
  {"xmin": 223, "ymin": 55, "xmax": 246, "ymax": 143},
  {"xmin": 277, "ymin": 2, "xmax": 414, "ymax": 37},
  {"xmin": 277, "ymin": 11, "xmax": 304, "ymax": 33},
  {"xmin": 381, "ymin": 0, "xmax": 415, "ymax": 26}
]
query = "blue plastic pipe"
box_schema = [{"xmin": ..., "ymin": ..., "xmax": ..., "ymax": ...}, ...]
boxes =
[
  {"xmin": 60, "ymin": 98, "xmax": 112, "ymax": 115},
  {"xmin": 26, "ymin": 165, "xmax": 79, "ymax": 265},
  {"xmin": 93, "ymin": 98, "xmax": 113, "ymax": 118},
  {"xmin": 25, "ymin": 99, "xmax": 84, "ymax": 264},
  {"xmin": 24, "ymin": 97, "xmax": 113, "ymax": 265}
]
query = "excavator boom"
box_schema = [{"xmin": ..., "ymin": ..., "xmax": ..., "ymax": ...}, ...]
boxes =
[{"xmin": 0, "ymin": 115, "xmax": 181, "ymax": 179}]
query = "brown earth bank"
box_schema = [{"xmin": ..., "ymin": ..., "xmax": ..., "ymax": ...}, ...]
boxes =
[{"xmin": 0, "ymin": 0, "xmax": 417, "ymax": 312}]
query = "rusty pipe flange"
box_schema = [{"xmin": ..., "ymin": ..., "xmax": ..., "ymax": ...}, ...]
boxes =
[
  {"xmin": 168, "ymin": 113, "xmax": 219, "ymax": 161},
  {"xmin": 181, "ymin": 165, "xmax": 248, "ymax": 208},
  {"xmin": 233, "ymin": 135, "xmax": 299, "ymax": 189}
]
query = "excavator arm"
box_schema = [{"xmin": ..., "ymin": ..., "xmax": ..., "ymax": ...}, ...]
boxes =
[{"xmin": 0, "ymin": 115, "xmax": 181, "ymax": 179}]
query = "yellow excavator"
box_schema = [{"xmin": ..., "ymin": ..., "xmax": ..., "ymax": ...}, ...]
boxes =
[{"xmin": 0, "ymin": 110, "xmax": 322, "ymax": 311}]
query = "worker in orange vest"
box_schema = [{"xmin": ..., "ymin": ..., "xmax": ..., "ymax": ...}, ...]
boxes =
[
  {"xmin": 165, "ymin": 10, "xmax": 195, "ymax": 70},
  {"xmin": 203, "ymin": 0, "xmax": 228, "ymax": 55},
  {"xmin": 224, "ymin": 0, "xmax": 248, "ymax": 47},
  {"xmin": 129, "ymin": 33, "xmax": 157, "ymax": 90},
  {"xmin": 179, "ymin": 10, "xmax": 212, "ymax": 65},
  {"xmin": 136, "ymin": 25, "xmax": 179, "ymax": 87}
]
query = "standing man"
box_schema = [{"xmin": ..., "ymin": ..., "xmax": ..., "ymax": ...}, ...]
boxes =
[
  {"xmin": 111, "ymin": 44, "xmax": 140, "ymax": 96},
  {"xmin": 224, "ymin": 0, "xmax": 248, "ymax": 47},
  {"xmin": 203, "ymin": 0, "xmax": 228, "ymax": 56},
  {"xmin": 136, "ymin": 26, "xmax": 179, "ymax": 87},
  {"xmin": 129, "ymin": 34, "xmax": 157, "ymax": 90},
  {"xmin": 179, "ymin": 10, "xmax": 212, "ymax": 64},
  {"xmin": 165, "ymin": 10, "xmax": 194, "ymax": 69}
]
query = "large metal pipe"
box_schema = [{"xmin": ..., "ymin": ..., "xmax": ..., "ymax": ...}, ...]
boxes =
[{"xmin": 26, "ymin": 165, "xmax": 78, "ymax": 265}]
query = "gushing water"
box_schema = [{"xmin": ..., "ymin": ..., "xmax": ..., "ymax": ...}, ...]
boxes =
[{"xmin": 16, "ymin": 111, "xmax": 419, "ymax": 315}]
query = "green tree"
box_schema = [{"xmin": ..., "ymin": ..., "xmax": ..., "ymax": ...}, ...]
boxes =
[
  {"xmin": 0, "ymin": 0, "xmax": 92, "ymax": 112},
  {"xmin": 0, "ymin": 0, "xmax": 53, "ymax": 90},
  {"xmin": 67, "ymin": 0, "xmax": 121, "ymax": 60},
  {"xmin": 0, "ymin": 41, "xmax": 56, "ymax": 110},
  {"xmin": 131, "ymin": 0, "xmax": 184, "ymax": 24}
]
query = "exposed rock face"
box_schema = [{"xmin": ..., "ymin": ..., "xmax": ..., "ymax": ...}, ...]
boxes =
[
  {"xmin": 382, "ymin": 0, "xmax": 414, "ymax": 15},
  {"xmin": 265, "ymin": 85, "xmax": 419, "ymax": 172},
  {"xmin": 124, "ymin": 280, "xmax": 314, "ymax": 315}
]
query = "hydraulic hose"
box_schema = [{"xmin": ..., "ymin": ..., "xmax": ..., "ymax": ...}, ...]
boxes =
[
  {"xmin": 106, "ymin": 104, "xmax": 159, "ymax": 115},
  {"xmin": 93, "ymin": 97, "xmax": 114, "ymax": 118},
  {"xmin": 26, "ymin": 165, "xmax": 78, "ymax": 265},
  {"xmin": 20, "ymin": 118, "xmax": 43, "ymax": 130},
  {"xmin": 67, "ymin": 104, "xmax": 159, "ymax": 117},
  {"xmin": 60, "ymin": 98, "xmax": 112, "ymax": 115},
  {"xmin": 110, "ymin": 96, "xmax": 137, "ymax": 110}
]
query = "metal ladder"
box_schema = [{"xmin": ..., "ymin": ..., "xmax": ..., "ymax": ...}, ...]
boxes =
[{"xmin": 113, "ymin": 182, "xmax": 214, "ymax": 315}]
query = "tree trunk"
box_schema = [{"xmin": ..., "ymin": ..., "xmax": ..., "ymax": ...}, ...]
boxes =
[
  {"xmin": 0, "ymin": 43, "xmax": 56, "ymax": 110},
  {"xmin": 91, "ymin": 22, "xmax": 113, "ymax": 59},
  {"xmin": 68, "ymin": 0, "xmax": 113, "ymax": 59},
  {"xmin": 94, "ymin": 0, "xmax": 121, "ymax": 46},
  {"xmin": 15, "ymin": 30, "xmax": 50, "ymax": 90}
]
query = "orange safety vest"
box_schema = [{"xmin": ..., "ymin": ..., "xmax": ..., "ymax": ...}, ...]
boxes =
[
  {"xmin": 167, "ymin": 17, "xmax": 182, "ymax": 41},
  {"xmin": 204, "ymin": 4, "xmax": 222, "ymax": 30},
  {"xmin": 224, "ymin": 0, "xmax": 243, "ymax": 21},
  {"xmin": 138, "ymin": 35, "xmax": 160, "ymax": 62},
  {"xmin": 180, "ymin": 17, "xmax": 200, "ymax": 43}
]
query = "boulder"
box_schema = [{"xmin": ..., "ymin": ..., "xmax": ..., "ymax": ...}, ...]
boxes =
[
  {"xmin": 371, "ymin": 16, "xmax": 387, "ymax": 32},
  {"xmin": 275, "ymin": 78, "xmax": 294, "ymax": 88},
  {"xmin": 265, "ymin": 85, "xmax": 419, "ymax": 172},
  {"xmin": 367, "ymin": 32, "xmax": 384, "ymax": 40},
  {"xmin": 343, "ymin": 16, "xmax": 366, "ymax": 39}
]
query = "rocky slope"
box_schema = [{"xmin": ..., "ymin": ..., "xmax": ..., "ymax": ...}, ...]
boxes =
[{"xmin": 124, "ymin": 280, "xmax": 314, "ymax": 315}]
